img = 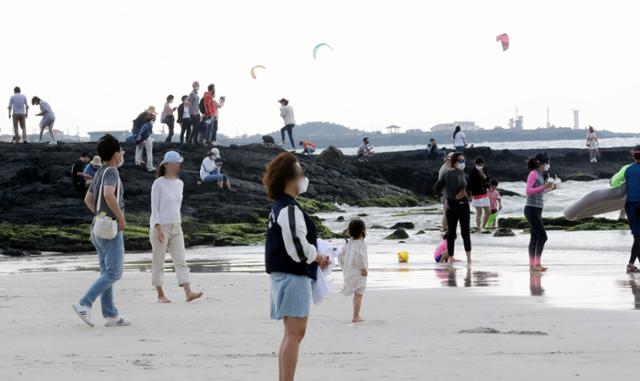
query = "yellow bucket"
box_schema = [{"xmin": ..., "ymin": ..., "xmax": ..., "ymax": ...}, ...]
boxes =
[{"xmin": 397, "ymin": 251, "xmax": 409, "ymax": 263}]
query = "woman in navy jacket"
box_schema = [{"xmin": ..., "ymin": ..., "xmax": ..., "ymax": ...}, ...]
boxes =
[{"xmin": 263, "ymin": 152, "xmax": 329, "ymax": 381}]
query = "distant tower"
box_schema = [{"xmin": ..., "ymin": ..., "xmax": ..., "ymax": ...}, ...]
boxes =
[
  {"xmin": 546, "ymin": 106, "xmax": 551, "ymax": 128},
  {"xmin": 573, "ymin": 110, "xmax": 580, "ymax": 130}
]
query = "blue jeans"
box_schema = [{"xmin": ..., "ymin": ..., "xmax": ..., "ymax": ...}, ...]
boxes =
[
  {"xmin": 79, "ymin": 231, "xmax": 124, "ymax": 318},
  {"xmin": 203, "ymin": 173, "xmax": 228, "ymax": 183}
]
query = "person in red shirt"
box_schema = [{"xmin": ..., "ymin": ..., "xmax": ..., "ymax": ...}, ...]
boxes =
[
  {"xmin": 299, "ymin": 140, "xmax": 317, "ymax": 155},
  {"xmin": 202, "ymin": 84, "xmax": 225, "ymax": 146}
]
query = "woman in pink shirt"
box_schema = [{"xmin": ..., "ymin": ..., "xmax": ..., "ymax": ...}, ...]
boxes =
[
  {"xmin": 161, "ymin": 95, "xmax": 176, "ymax": 143},
  {"xmin": 524, "ymin": 153, "xmax": 555, "ymax": 272}
]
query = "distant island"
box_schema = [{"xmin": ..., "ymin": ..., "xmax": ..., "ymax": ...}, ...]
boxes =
[{"xmin": 217, "ymin": 122, "xmax": 640, "ymax": 149}]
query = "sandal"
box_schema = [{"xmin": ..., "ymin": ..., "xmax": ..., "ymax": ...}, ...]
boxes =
[{"xmin": 626, "ymin": 264, "xmax": 639, "ymax": 273}]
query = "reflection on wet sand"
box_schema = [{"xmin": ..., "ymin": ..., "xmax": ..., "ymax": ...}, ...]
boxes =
[
  {"xmin": 433, "ymin": 267, "xmax": 499, "ymax": 288},
  {"xmin": 529, "ymin": 272, "xmax": 545, "ymax": 296},
  {"xmin": 617, "ymin": 274, "xmax": 640, "ymax": 310}
]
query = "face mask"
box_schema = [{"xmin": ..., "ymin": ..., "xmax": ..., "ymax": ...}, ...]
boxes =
[
  {"xmin": 298, "ymin": 176, "xmax": 309, "ymax": 194},
  {"xmin": 456, "ymin": 162, "xmax": 466, "ymax": 170},
  {"xmin": 475, "ymin": 165, "xmax": 483, "ymax": 170},
  {"xmin": 117, "ymin": 152, "xmax": 125, "ymax": 168},
  {"xmin": 544, "ymin": 164, "xmax": 550, "ymax": 171}
]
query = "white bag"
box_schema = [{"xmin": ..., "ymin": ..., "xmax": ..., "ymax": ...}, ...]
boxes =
[{"xmin": 92, "ymin": 168, "xmax": 122, "ymax": 240}]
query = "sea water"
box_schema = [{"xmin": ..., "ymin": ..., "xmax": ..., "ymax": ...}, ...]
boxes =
[{"xmin": 2, "ymin": 180, "xmax": 639, "ymax": 310}]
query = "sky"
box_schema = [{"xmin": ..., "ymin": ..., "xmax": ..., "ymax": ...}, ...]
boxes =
[{"xmin": 2, "ymin": 0, "xmax": 639, "ymax": 137}]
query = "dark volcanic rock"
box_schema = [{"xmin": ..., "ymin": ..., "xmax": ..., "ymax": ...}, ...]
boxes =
[
  {"xmin": 493, "ymin": 228, "xmax": 515, "ymax": 237},
  {"xmin": 390, "ymin": 222, "xmax": 415, "ymax": 230},
  {"xmin": 317, "ymin": 145, "xmax": 344, "ymax": 166},
  {"xmin": 384, "ymin": 228, "xmax": 409, "ymax": 240}
]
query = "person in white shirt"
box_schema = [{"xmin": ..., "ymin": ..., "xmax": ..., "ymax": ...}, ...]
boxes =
[
  {"xmin": 586, "ymin": 125, "xmax": 599, "ymax": 163},
  {"xmin": 199, "ymin": 148, "xmax": 232, "ymax": 189},
  {"xmin": 278, "ymin": 98, "xmax": 296, "ymax": 149},
  {"xmin": 339, "ymin": 219, "xmax": 369, "ymax": 323},
  {"xmin": 8, "ymin": 86, "xmax": 29, "ymax": 144},
  {"xmin": 32, "ymin": 96, "xmax": 57, "ymax": 144},
  {"xmin": 150, "ymin": 151, "xmax": 203, "ymax": 303},
  {"xmin": 453, "ymin": 125, "xmax": 466, "ymax": 152}
]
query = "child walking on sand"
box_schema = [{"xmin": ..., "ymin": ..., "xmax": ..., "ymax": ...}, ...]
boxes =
[{"xmin": 339, "ymin": 219, "xmax": 369, "ymax": 323}]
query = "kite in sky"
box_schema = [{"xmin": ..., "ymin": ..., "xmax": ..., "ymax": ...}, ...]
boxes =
[
  {"xmin": 313, "ymin": 43, "xmax": 333, "ymax": 60},
  {"xmin": 496, "ymin": 33, "xmax": 509, "ymax": 51},
  {"xmin": 250, "ymin": 65, "xmax": 266, "ymax": 79}
]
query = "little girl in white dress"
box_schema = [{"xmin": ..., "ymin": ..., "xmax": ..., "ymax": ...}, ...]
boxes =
[{"xmin": 339, "ymin": 219, "xmax": 369, "ymax": 323}]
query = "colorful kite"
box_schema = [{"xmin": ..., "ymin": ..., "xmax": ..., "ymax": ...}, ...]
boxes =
[
  {"xmin": 313, "ymin": 43, "xmax": 333, "ymax": 60},
  {"xmin": 496, "ymin": 33, "xmax": 509, "ymax": 51},
  {"xmin": 250, "ymin": 65, "xmax": 266, "ymax": 79}
]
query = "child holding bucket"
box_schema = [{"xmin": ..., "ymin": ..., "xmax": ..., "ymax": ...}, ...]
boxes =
[{"xmin": 339, "ymin": 219, "xmax": 368, "ymax": 323}]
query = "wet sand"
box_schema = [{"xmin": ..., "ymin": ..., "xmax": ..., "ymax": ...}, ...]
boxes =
[{"xmin": 1, "ymin": 271, "xmax": 640, "ymax": 380}]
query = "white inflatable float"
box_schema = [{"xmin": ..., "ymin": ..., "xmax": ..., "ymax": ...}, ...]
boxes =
[{"xmin": 563, "ymin": 186, "xmax": 626, "ymax": 221}]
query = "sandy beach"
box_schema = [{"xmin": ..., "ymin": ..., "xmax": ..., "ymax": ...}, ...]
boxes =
[{"xmin": 2, "ymin": 270, "xmax": 639, "ymax": 381}]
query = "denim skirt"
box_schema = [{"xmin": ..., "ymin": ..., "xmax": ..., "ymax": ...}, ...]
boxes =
[{"xmin": 270, "ymin": 272, "xmax": 312, "ymax": 320}]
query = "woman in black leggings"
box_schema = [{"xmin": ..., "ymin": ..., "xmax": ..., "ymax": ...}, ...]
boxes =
[
  {"xmin": 433, "ymin": 152, "xmax": 472, "ymax": 265},
  {"xmin": 524, "ymin": 153, "xmax": 555, "ymax": 272}
]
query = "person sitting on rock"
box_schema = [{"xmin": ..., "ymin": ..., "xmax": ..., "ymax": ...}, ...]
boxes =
[
  {"xmin": 199, "ymin": 148, "xmax": 232, "ymax": 189},
  {"xmin": 426, "ymin": 138, "xmax": 442, "ymax": 161},
  {"xmin": 357, "ymin": 137, "xmax": 374, "ymax": 162},
  {"xmin": 83, "ymin": 156, "xmax": 103, "ymax": 187},
  {"xmin": 299, "ymin": 140, "xmax": 317, "ymax": 155}
]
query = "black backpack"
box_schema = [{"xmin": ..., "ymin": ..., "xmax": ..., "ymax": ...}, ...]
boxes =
[{"xmin": 199, "ymin": 98, "xmax": 206, "ymax": 114}]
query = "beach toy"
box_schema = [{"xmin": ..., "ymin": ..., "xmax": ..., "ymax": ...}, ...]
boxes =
[
  {"xmin": 434, "ymin": 240, "xmax": 448, "ymax": 263},
  {"xmin": 485, "ymin": 212, "xmax": 498, "ymax": 228},
  {"xmin": 397, "ymin": 251, "xmax": 409, "ymax": 263},
  {"xmin": 564, "ymin": 185, "xmax": 627, "ymax": 221},
  {"xmin": 496, "ymin": 33, "xmax": 509, "ymax": 51}
]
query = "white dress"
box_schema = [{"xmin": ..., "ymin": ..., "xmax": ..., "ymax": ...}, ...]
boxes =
[{"xmin": 339, "ymin": 239, "xmax": 368, "ymax": 295}]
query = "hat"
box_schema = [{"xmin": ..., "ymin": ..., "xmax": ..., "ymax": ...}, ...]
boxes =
[
  {"xmin": 90, "ymin": 156, "xmax": 102, "ymax": 167},
  {"xmin": 160, "ymin": 151, "xmax": 184, "ymax": 165},
  {"xmin": 278, "ymin": 98, "xmax": 288, "ymax": 104},
  {"xmin": 208, "ymin": 148, "xmax": 220, "ymax": 157},
  {"xmin": 146, "ymin": 106, "xmax": 157, "ymax": 115},
  {"xmin": 533, "ymin": 152, "xmax": 550, "ymax": 166}
]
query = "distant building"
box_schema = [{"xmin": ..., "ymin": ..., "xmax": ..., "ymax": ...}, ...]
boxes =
[
  {"xmin": 508, "ymin": 116, "xmax": 524, "ymax": 130},
  {"xmin": 573, "ymin": 110, "xmax": 580, "ymax": 130},
  {"xmin": 385, "ymin": 125, "xmax": 402, "ymax": 134},
  {"xmin": 405, "ymin": 128, "xmax": 425, "ymax": 134},
  {"xmin": 88, "ymin": 130, "xmax": 129, "ymax": 142},
  {"xmin": 430, "ymin": 121, "xmax": 479, "ymax": 132}
]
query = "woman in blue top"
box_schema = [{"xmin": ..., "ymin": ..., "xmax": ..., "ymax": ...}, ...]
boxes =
[
  {"xmin": 619, "ymin": 145, "xmax": 640, "ymax": 273},
  {"xmin": 263, "ymin": 152, "xmax": 329, "ymax": 381}
]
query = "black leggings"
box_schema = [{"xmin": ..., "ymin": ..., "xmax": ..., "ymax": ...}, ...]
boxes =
[
  {"xmin": 163, "ymin": 116, "xmax": 175, "ymax": 143},
  {"xmin": 631, "ymin": 236, "xmax": 640, "ymax": 265},
  {"xmin": 445, "ymin": 199, "xmax": 471, "ymax": 257},
  {"xmin": 626, "ymin": 202, "xmax": 640, "ymax": 265},
  {"xmin": 524, "ymin": 206, "xmax": 547, "ymax": 259},
  {"xmin": 280, "ymin": 124, "xmax": 295, "ymax": 148}
]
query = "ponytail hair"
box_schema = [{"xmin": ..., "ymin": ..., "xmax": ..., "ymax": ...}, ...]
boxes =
[
  {"xmin": 156, "ymin": 163, "xmax": 167, "ymax": 177},
  {"xmin": 453, "ymin": 125, "xmax": 461, "ymax": 139}
]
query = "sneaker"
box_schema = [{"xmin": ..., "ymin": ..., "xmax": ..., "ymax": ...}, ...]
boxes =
[
  {"xmin": 72, "ymin": 303, "xmax": 94, "ymax": 327},
  {"xmin": 49, "ymin": 140, "xmax": 57, "ymax": 145},
  {"xmin": 105, "ymin": 316, "xmax": 131, "ymax": 327},
  {"xmin": 147, "ymin": 167, "xmax": 157, "ymax": 172},
  {"xmin": 211, "ymin": 141, "xmax": 218, "ymax": 146}
]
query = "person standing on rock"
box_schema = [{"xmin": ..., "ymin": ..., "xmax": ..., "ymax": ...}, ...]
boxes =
[
  {"xmin": 468, "ymin": 156, "xmax": 491, "ymax": 231},
  {"xmin": 150, "ymin": 151, "xmax": 203, "ymax": 303},
  {"xmin": 433, "ymin": 152, "xmax": 472, "ymax": 265},
  {"xmin": 278, "ymin": 98, "xmax": 296, "ymax": 150},
  {"xmin": 202, "ymin": 84, "xmax": 225, "ymax": 146},
  {"xmin": 32, "ymin": 96, "xmax": 57, "ymax": 145},
  {"xmin": 524, "ymin": 153, "xmax": 555, "ymax": 272},
  {"xmin": 586, "ymin": 126, "xmax": 599, "ymax": 163},
  {"xmin": 132, "ymin": 106, "xmax": 156, "ymax": 172},
  {"xmin": 176, "ymin": 95, "xmax": 192, "ymax": 144},
  {"xmin": 453, "ymin": 125, "xmax": 466, "ymax": 152},
  {"xmin": 7, "ymin": 86, "xmax": 29, "ymax": 144},
  {"xmin": 263, "ymin": 152, "xmax": 330, "ymax": 381},
  {"xmin": 161, "ymin": 95, "xmax": 177, "ymax": 143},
  {"xmin": 188, "ymin": 81, "xmax": 201, "ymax": 145},
  {"xmin": 73, "ymin": 134, "xmax": 130, "ymax": 328}
]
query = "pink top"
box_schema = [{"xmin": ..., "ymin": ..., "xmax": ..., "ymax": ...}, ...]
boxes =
[
  {"xmin": 161, "ymin": 103, "xmax": 174, "ymax": 119},
  {"xmin": 525, "ymin": 170, "xmax": 545, "ymax": 196},
  {"xmin": 487, "ymin": 189, "xmax": 501, "ymax": 210},
  {"xmin": 434, "ymin": 239, "xmax": 448, "ymax": 262}
]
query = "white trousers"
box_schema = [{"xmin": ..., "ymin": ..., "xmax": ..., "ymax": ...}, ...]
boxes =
[
  {"xmin": 135, "ymin": 138, "xmax": 154, "ymax": 170},
  {"xmin": 150, "ymin": 223, "xmax": 189, "ymax": 287}
]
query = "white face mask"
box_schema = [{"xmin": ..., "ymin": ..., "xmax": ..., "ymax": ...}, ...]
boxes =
[
  {"xmin": 117, "ymin": 152, "xmax": 125, "ymax": 168},
  {"xmin": 475, "ymin": 165, "xmax": 483, "ymax": 170},
  {"xmin": 544, "ymin": 163, "xmax": 550, "ymax": 171},
  {"xmin": 456, "ymin": 162, "xmax": 466, "ymax": 170},
  {"xmin": 298, "ymin": 177, "xmax": 310, "ymax": 194}
]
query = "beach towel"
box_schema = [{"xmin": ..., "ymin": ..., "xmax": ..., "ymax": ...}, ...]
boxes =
[{"xmin": 312, "ymin": 239, "xmax": 341, "ymax": 304}]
